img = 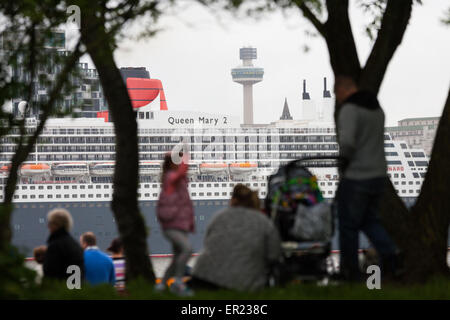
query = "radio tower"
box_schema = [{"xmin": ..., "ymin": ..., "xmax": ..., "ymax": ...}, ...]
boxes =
[{"xmin": 231, "ymin": 47, "xmax": 264, "ymax": 125}]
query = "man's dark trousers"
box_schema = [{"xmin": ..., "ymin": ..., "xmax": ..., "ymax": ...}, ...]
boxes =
[{"xmin": 337, "ymin": 177, "xmax": 397, "ymax": 280}]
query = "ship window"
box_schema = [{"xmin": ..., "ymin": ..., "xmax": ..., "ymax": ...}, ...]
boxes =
[
  {"xmin": 394, "ymin": 182, "xmax": 399, "ymax": 185},
  {"xmin": 416, "ymin": 181, "xmax": 420, "ymax": 185},
  {"xmin": 409, "ymin": 190, "xmax": 413, "ymax": 193},
  {"xmin": 199, "ymin": 184, "xmax": 204, "ymax": 187},
  {"xmin": 30, "ymin": 186, "xmax": 35, "ymax": 190},
  {"xmin": 401, "ymin": 174, "xmax": 406, "ymax": 178},
  {"xmin": 96, "ymin": 185, "xmax": 101, "ymax": 189},
  {"xmin": 47, "ymin": 186, "xmax": 52, "ymax": 190},
  {"xmin": 88, "ymin": 194, "xmax": 93, "ymax": 198},
  {"xmin": 191, "ymin": 193, "xmax": 196, "ymax": 197},
  {"xmin": 413, "ymin": 173, "xmax": 419, "ymax": 178},
  {"xmin": 215, "ymin": 192, "xmax": 219, "ymax": 196},
  {"xmin": 22, "ymin": 195, "xmax": 27, "ymax": 199},
  {"xmin": 104, "ymin": 194, "xmax": 108, "ymax": 198},
  {"xmin": 72, "ymin": 186, "xmax": 77, "ymax": 189},
  {"xmin": 402, "ymin": 190, "xmax": 406, "ymax": 193},
  {"xmin": 80, "ymin": 194, "xmax": 85, "ymax": 198},
  {"xmin": 144, "ymin": 184, "xmax": 149, "ymax": 188},
  {"xmin": 328, "ymin": 191, "xmax": 332, "ymax": 194},
  {"xmin": 153, "ymin": 193, "xmax": 158, "ymax": 197},
  {"xmin": 401, "ymin": 181, "xmax": 406, "ymax": 185},
  {"xmin": 88, "ymin": 185, "xmax": 93, "ymax": 189},
  {"xmin": 22, "ymin": 186, "xmax": 27, "ymax": 190},
  {"xmin": 96, "ymin": 194, "xmax": 101, "ymax": 198},
  {"xmin": 145, "ymin": 193, "xmax": 150, "ymax": 197},
  {"xmin": 394, "ymin": 174, "xmax": 399, "ymax": 178},
  {"xmin": 39, "ymin": 195, "xmax": 44, "ymax": 199},
  {"xmin": 30, "ymin": 195, "xmax": 35, "ymax": 199},
  {"xmin": 64, "ymin": 186, "xmax": 69, "ymax": 189},
  {"xmin": 222, "ymin": 192, "xmax": 227, "ymax": 196},
  {"xmin": 64, "ymin": 194, "xmax": 69, "ymax": 198},
  {"xmin": 80, "ymin": 185, "xmax": 85, "ymax": 189},
  {"xmin": 56, "ymin": 195, "xmax": 61, "ymax": 198},
  {"xmin": 48, "ymin": 195, "xmax": 52, "ymax": 198},
  {"xmin": 206, "ymin": 184, "xmax": 211, "ymax": 187},
  {"xmin": 72, "ymin": 194, "xmax": 77, "ymax": 198},
  {"xmin": 191, "ymin": 184, "xmax": 196, "ymax": 187},
  {"xmin": 199, "ymin": 192, "xmax": 204, "ymax": 196},
  {"xmin": 104, "ymin": 185, "xmax": 109, "ymax": 189}
]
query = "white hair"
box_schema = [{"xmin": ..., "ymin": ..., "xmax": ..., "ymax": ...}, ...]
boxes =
[{"xmin": 47, "ymin": 208, "xmax": 73, "ymax": 232}]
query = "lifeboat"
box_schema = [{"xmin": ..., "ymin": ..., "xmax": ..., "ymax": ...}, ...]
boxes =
[
  {"xmin": 187, "ymin": 163, "xmax": 199, "ymax": 176},
  {"xmin": 229, "ymin": 162, "xmax": 257, "ymax": 175},
  {"xmin": 90, "ymin": 162, "xmax": 115, "ymax": 176},
  {"xmin": 139, "ymin": 162, "xmax": 161, "ymax": 176},
  {"xmin": 199, "ymin": 163, "xmax": 228, "ymax": 175},
  {"xmin": 52, "ymin": 163, "xmax": 89, "ymax": 176},
  {"xmin": 20, "ymin": 163, "xmax": 51, "ymax": 176},
  {"xmin": 0, "ymin": 164, "xmax": 11, "ymax": 176}
]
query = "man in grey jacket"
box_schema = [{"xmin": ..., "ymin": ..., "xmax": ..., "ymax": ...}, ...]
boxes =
[{"xmin": 334, "ymin": 75, "xmax": 397, "ymax": 281}]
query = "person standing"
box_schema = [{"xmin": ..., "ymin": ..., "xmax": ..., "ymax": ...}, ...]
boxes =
[
  {"xmin": 334, "ymin": 75, "xmax": 398, "ymax": 281},
  {"xmin": 43, "ymin": 209, "xmax": 84, "ymax": 282},
  {"xmin": 155, "ymin": 144, "xmax": 194, "ymax": 296},
  {"xmin": 80, "ymin": 232, "xmax": 115, "ymax": 286}
]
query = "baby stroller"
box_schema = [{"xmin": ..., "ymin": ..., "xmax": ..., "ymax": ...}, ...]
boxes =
[{"xmin": 265, "ymin": 157, "xmax": 338, "ymax": 284}]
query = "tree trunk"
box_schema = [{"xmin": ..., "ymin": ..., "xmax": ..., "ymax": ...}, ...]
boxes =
[
  {"xmin": 0, "ymin": 45, "xmax": 82, "ymax": 252},
  {"xmin": 80, "ymin": 10, "xmax": 155, "ymax": 283},
  {"xmin": 403, "ymin": 88, "xmax": 450, "ymax": 280},
  {"xmin": 320, "ymin": 0, "xmax": 449, "ymax": 282}
]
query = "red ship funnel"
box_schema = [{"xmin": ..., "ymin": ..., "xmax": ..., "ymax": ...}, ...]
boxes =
[{"xmin": 126, "ymin": 77, "xmax": 168, "ymax": 110}]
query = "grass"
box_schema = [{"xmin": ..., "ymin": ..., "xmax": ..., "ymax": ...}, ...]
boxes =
[{"xmin": 11, "ymin": 276, "xmax": 450, "ymax": 300}]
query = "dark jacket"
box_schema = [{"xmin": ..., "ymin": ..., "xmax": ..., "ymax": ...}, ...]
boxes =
[
  {"xmin": 337, "ymin": 90, "xmax": 387, "ymax": 179},
  {"xmin": 43, "ymin": 228, "xmax": 84, "ymax": 281}
]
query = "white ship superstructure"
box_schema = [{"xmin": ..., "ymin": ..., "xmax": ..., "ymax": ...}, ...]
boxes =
[{"xmin": 0, "ymin": 107, "xmax": 429, "ymax": 204}]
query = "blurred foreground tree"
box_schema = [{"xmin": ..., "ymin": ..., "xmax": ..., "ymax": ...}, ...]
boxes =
[
  {"xmin": 206, "ymin": 0, "xmax": 450, "ymax": 282},
  {"xmin": 0, "ymin": 3, "xmax": 83, "ymax": 253},
  {"xmin": 76, "ymin": 0, "xmax": 168, "ymax": 283}
]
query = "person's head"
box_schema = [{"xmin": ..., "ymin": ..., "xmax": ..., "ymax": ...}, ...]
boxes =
[
  {"xmin": 47, "ymin": 208, "xmax": 73, "ymax": 234},
  {"xmin": 161, "ymin": 152, "xmax": 179, "ymax": 181},
  {"xmin": 230, "ymin": 184, "xmax": 258, "ymax": 209},
  {"xmin": 33, "ymin": 245, "xmax": 47, "ymax": 265},
  {"xmin": 107, "ymin": 238, "xmax": 124, "ymax": 256},
  {"xmin": 334, "ymin": 75, "xmax": 358, "ymax": 104},
  {"xmin": 80, "ymin": 232, "xmax": 96, "ymax": 249},
  {"xmin": 251, "ymin": 190, "xmax": 260, "ymax": 211}
]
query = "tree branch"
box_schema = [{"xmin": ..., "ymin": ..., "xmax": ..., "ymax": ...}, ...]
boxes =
[
  {"xmin": 323, "ymin": 0, "xmax": 361, "ymax": 79},
  {"xmin": 292, "ymin": 0, "xmax": 326, "ymax": 37},
  {"xmin": 360, "ymin": 0, "xmax": 413, "ymax": 93}
]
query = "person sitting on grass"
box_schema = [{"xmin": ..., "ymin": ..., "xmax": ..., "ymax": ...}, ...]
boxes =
[
  {"xmin": 80, "ymin": 232, "xmax": 115, "ymax": 286},
  {"xmin": 107, "ymin": 238, "xmax": 126, "ymax": 290},
  {"xmin": 189, "ymin": 184, "xmax": 282, "ymax": 292}
]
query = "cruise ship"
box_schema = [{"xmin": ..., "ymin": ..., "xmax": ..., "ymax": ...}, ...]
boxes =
[{"xmin": 3, "ymin": 102, "xmax": 431, "ymax": 257}]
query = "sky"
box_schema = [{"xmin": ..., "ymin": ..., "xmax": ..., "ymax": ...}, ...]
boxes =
[{"xmin": 81, "ymin": 0, "xmax": 450, "ymax": 126}]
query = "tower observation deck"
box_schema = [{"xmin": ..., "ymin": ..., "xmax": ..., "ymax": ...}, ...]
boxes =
[{"xmin": 231, "ymin": 47, "xmax": 264, "ymax": 125}]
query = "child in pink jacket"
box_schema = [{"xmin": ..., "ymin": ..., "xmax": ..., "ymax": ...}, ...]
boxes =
[{"xmin": 155, "ymin": 146, "xmax": 194, "ymax": 296}]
